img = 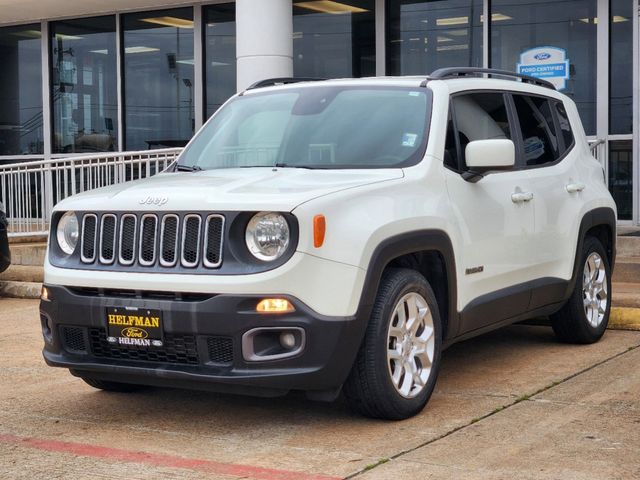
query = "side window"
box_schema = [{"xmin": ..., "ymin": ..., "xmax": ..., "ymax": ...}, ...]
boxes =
[
  {"xmin": 444, "ymin": 109, "xmax": 459, "ymax": 170},
  {"xmin": 450, "ymin": 93, "xmax": 512, "ymax": 169},
  {"xmin": 554, "ymin": 101, "xmax": 575, "ymax": 154},
  {"xmin": 512, "ymin": 94, "xmax": 560, "ymax": 167}
]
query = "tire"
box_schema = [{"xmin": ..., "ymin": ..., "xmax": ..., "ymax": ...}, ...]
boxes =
[
  {"xmin": 80, "ymin": 376, "xmax": 143, "ymax": 392},
  {"xmin": 344, "ymin": 268, "xmax": 442, "ymax": 420},
  {"xmin": 551, "ymin": 236, "xmax": 611, "ymax": 344}
]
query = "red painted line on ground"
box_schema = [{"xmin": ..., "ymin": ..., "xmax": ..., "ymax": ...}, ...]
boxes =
[{"xmin": 0, "ymin": 433, "xmax": 340, "ymax": 480}]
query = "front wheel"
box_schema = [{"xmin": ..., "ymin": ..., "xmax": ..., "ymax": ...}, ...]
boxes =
[
  {"xmin": 551, "ymin": 236, "xmax": 611, "ymax": 344},
  {"xmin": 344, "ymin": 268, "xmax": 442, "ymax": 420}
]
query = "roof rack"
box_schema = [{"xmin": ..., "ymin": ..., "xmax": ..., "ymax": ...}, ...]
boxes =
[
  {"xmin": 246, "ymin": 77, "xmax": 326, "ymax": 90},
  {"xmin": 422, "ymin": 67, "xmax": 555, "ymax": 90}
]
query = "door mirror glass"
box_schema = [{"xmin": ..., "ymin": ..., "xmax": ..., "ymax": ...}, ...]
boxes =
[{"xmin": 465, "ymin": 139, "xmax": 515, "ymax": 170}]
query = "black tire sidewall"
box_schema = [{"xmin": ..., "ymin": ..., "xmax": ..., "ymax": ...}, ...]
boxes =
[
  {"xmin": 571, "ymin": 237, "xmax": 612, "ymax": 340},
  {"xmin": 369, "ymin": 269, "xmax": 442, "ymax": 418}
]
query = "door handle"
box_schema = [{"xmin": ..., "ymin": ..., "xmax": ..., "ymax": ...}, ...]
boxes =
[
  {"xmin": 565, "ymin": 182, "xmax": 585, "ymax": 193},
  {"xmin": 511, "ymin": 191, "xmax": 534, "ymax": 203}
]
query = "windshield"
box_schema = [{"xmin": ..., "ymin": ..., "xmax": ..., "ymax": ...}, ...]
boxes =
[{"xmin": 178, "ymin": 86, "xmax": 432, "ymax": 170}]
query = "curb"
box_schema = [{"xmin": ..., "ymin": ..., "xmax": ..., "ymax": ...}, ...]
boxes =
[
  {"xmin": 609, "ymin": 307, "xmax": 640, "ymax": 331},
  {"xmin": 0, "ymin": 281, "xmax": 42, "ymax": 299}
]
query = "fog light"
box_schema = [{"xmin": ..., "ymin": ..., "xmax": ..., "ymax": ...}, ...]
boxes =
[
  {"xmin": 280, "ymin": 332, "xmax": 296, "ymax": 349},
  {"xmin": 256, "ymin": 298, "xmax": 295, "ymax": 314},
  {"xmin": 40, "ymin": 286, "xmax": 50, "ymax": 301}
]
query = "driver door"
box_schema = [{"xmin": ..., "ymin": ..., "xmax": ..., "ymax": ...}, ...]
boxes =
[{"xmin": 443, "ymin": 92, "xmax": 535, "ymax": 334}]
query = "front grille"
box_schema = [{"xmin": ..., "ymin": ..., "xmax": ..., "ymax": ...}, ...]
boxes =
[
  {"xmin": 79, "ymin": 212, "xmax": 224, "ymax": 270},
  {"xmin": 61, "ymin": 326, "xmax": 88, "ymax": 353},
  {"xmin": 89, "ymin": 328, "xmax": 199, "ymax": 365},
  {"xmin": 81, "ymin": 215, "xmax": 97, "ymax": 263},
  {"xmin": 206, "ymin": 336, "xmax": 233, "ymax": 364}
]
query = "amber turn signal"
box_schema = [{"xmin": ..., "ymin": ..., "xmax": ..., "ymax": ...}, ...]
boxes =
[
  {"xmin": 313, "ymin": 214, "xmax": 326, "ymax": 248},
  {"xmin": 40, "ymin": 286, "xmax": 50, "ymax": 301},
  {"xmin": 256, "ymin": 298, "xmax": 295, "ymax": 313}
]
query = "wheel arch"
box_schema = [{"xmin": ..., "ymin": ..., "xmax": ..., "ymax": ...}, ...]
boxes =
[
  {"xmin": 356, "ymin": 230, "xmax": 458, "ymax": 342},
  {"xmin": 566, "ymin": 207, "xmax": 616, "ymax": 298}
]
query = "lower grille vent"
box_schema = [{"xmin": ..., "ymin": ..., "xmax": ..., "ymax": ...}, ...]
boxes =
[
  {"xmin": 206, "ymin": 336, "xmax": 234, "ymax": 364},
  {"xmin": 89, "ymin": 328, "xmax": 199, "ymax": 365},
  {"xmin": 61, "ymin": 326, "xmax": 88, "ymax": 353}
]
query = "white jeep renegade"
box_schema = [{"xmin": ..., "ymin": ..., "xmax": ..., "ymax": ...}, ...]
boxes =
[{"xmin": 41, "ymin": 68, "xmax": 617, "ymax": 420}]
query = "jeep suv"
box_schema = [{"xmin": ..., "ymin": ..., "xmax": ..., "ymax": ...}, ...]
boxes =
[{"xmin": 41, "ymin": 68, "xmax": 616, "ymax": 420}]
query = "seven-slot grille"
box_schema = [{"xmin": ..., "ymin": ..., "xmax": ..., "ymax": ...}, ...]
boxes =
[{"xmin": 80, "ymin": 213, "xmax": 224, "ymax": 269}]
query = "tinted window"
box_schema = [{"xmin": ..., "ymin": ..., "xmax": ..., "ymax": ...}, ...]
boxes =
[
  {"xmin": 450, "ymin": 93, "xmax": 511, "ymax": 168},
  {"xmin": 444, "ymin": 110, "xmax": 459, "ymax": 170},
  {"xmin": 512, "ymin": 95, "xmax": 559, "ymax": 167},
  {"xmin": 554, "ymin": 101, "xmax": 574, "ymax": 154},
  {"xmin": 180, "ymin": 87, "xmax": 431, "ymax": 170}
]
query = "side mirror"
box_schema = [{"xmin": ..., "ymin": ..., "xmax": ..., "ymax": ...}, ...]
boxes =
[{"xmin": 463, "ymin": 139, "xmax": 515, "ymax": 183}]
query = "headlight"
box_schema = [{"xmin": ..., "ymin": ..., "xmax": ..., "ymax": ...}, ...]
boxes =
[
  {"xmin": 245, "ymin": 212, "xmax": 290, "ymax": 261},
  {"xmin": 56, "ymin": 211, "xmax": 79, "ymax": 255}
]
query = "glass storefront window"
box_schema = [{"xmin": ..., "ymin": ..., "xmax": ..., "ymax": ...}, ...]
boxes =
[
  {"xmin": 610, "ymin": 0, "xmax": 633, "ymax": 135},
  {"xmin": 123, "ymin": 8, "xmax": 194, "ymax": 150},
  {"xmin": 51, "ymin": 16, "xmax": 117, "ymax": 153},
  {"xmin": 609, "ymin": 140, "xmax": 633, "ymax": 220},
  {"xmin": 0, "ymin": 24, "xmax": 43, "ymax": 156},
  {"xmin": 386, "ymin": 0, "xmax": 483, "ymax": 75},
  {"xmin": 293, "ymin": 0, "xmax": 375, "ymax": 78},
  {"xmin": 490, "ymin": 0, "xmax": 597, "ymax": 135},
  {"xmin": 204, "ymin": 4, "xmax": 236, "ymax": 119}
]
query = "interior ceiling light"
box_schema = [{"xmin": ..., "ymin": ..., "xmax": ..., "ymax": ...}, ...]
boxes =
[
  {"xmin": 480, "ymin": 13, "xmax": 513, "ymax": 22},
  {"xmin": 125, "ymin": 46, "xmax": 160, "ymax": 54},
  {"xmin": 54, "ymin": 33, "xmax": 83, "ymax": 40},
  {"xmin": 295, "ymin": 1, "xmax": 368, "ymax": 14},
  {"xmin": 90, "ymin": 49, "xmax": 109, "ymax": 55},
  {"xmin": 10, "ymin": 29, "xmax": 41, "ymax": 39},
  {"xmin": 436, "ymin": 16, "xmax": 468, "ymax": 26},
  {"xmin": 176, "ymin": 59, "xmax": 195, "ymax": 65},
  {"xmin": 437, "ymin": 36, "xmax": 453, "ymax": 43},
  {"xmin": 613, "ymin": 15, "xmax": 629, "ymax": 22},
  {"xmin": 141, "ymin": 16, "xmax": 194, "ymax": 28},
  {"xmin": 437, "ymin": 44, "xmax": 469, "ymax": 52},
  {"xmin": 579, "ymin": 17, "xmax": 599, "ymax": 24}
]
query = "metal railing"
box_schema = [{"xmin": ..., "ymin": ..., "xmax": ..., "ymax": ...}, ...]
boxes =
[
  {"xmin": 588, "ymin": 138, "xmax": 607, "ymax": 166},
  {"xmin": 0, "ymin": 148, "xmax": 182, "ymax": 237}
]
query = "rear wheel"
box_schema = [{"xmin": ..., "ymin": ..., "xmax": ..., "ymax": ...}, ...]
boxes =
[
  {"xmin": 551, "ymin": 236, "xmax": 611, "ymax": 344},
  {"xmin": 344, "ymin": 268, "xmax": 442, "ymax": 420}
]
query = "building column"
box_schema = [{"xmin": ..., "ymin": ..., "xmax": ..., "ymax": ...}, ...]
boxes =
[{"xmin": 236, "ymin": 0, "xmax": 293, "ymax": 91}]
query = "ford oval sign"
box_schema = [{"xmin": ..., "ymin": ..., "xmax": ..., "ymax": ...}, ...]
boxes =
[{"xmin": 534, "ymin": 52, "xmax": 551, "ymax": 60}]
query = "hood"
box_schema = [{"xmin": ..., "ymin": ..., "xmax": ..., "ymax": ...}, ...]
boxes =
[{"xmin": 54, "ymin": 167, "xmax": 404, "ymax": 212}]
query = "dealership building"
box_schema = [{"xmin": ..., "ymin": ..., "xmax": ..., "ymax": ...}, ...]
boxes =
[{"xmin": 0, "ymin": 0, "xmax": 637, "ymax": 224}]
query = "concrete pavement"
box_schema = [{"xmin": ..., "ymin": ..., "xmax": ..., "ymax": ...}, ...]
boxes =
[{"xmin": 0, "ymin": 298, "xmax": 639, "ymax": 479}]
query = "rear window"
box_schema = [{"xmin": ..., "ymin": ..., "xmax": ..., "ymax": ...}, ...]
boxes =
[{"xmin": 180, "ymin": 86, "xmax": 432, "ymax": 170}]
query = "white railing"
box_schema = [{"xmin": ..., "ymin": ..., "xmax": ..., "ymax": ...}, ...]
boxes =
[
  {"xmin": 588, "ymin": 138, "xmax": 606, "ymax": 166},
  {"xmin": 0, "ymin": 148, "xmax": 182, "ymax": 237}
]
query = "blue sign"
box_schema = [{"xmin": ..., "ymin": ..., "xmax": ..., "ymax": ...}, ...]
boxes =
[{"xmin": 517, "ymin": 46, "xmax": 570, "ymax": 90}]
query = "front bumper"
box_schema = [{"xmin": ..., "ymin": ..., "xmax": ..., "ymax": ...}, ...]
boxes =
[{"xmin": 41, "ymin": 285, "xmax": 365, "ymax": 398}]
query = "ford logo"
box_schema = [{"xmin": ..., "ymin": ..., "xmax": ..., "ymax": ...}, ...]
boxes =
[
  {"xmin": 121, "ymin": 327, "xmax": 149, "ymax": 339},
  {"xmin": 534, "ymin": 53, "xmax": 551, "ymax": 60}
]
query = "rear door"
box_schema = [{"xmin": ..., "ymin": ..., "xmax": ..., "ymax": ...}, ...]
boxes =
[
  {"xmin": 511, "ymin": 95, "xmax": 584, "ymax": 308},
  {"xmin": 444, "ymin": 91, "xmax": 536, "ymax": 333}
]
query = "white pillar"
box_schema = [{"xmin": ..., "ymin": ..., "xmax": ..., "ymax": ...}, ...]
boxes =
[{"xmin": 236, "ymin": 0, "xmax": 293, "ymax": 92}]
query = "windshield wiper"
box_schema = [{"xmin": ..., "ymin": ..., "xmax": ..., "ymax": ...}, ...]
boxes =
[
  {"xmin": 273, "ymin": 163, "xmax": 314, "ymax": 169},
  {"xmin": 175, "ymin": 164, "xmax": 203, "ymax": 172}
]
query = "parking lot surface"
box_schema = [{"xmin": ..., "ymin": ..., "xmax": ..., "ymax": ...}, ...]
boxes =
[{"xmin": 0, "ymin": 298, "xmax": 639, "ymax": 479}]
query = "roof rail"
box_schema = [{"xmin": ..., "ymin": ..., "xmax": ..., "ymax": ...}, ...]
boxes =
[
  {"xmin": 422, "ymin": 67, "xmax": 556, "ymax": 90},
  {"xmin": 246, "ymin": 77, "xmax": 326, "ymax": 90}
]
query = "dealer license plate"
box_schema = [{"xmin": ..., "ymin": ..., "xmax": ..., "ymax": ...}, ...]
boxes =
[{"xmin": 105, "ymin": 307, "xmax": 164, "ymax": 348}]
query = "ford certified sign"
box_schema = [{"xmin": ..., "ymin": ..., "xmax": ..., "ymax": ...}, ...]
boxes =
[{"xmin": 517, "ymin": 46, "xmax": 570, "ymax": 90}]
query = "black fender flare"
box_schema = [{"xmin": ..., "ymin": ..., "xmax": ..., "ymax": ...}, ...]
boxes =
[
  {"xmin": 353, "ymin": 229, "xmax": 458, "ymax": 342},
  {"xmin": 564, "ymin": 207, "xmax": 616, "ymax": 298}
]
